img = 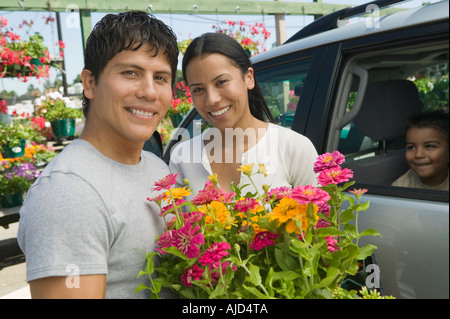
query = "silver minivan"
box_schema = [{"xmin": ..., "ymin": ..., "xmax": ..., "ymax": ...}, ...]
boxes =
[{"xmin": 163, "ymin": 0, "xmax": 449, "ymax": 298}]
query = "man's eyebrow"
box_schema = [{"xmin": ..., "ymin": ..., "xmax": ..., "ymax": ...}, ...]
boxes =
[{"xmin": 115, "ymin": 63, "xmax": 171, "ymax": 75}]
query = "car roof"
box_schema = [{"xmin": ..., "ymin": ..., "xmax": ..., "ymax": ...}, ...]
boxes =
[{"xmin": 251, "ymin": 0, "xmax": 449, "ymax": 64}]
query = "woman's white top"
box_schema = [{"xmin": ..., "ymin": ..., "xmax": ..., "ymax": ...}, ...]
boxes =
[{"xmin": 169, "ymin": 123, "xmax": 319, "ymax": 196}]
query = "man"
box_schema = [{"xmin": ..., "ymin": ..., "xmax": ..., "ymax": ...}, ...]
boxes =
[{"xmin": 18, "ymin": 11, "xmax": 178, "ymax": 298}]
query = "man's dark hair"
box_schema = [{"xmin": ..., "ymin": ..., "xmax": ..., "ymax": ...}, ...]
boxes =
[{"xmin": 82, "ymin": 11, "xmax": 178, "ymax": 118}]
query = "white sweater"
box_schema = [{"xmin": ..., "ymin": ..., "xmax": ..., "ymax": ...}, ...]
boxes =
[{"xmin": 169, "ymin": 123, "xmax": 319, "ymax": 196}]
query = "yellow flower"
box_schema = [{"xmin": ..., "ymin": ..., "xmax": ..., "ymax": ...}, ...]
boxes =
[
  {"xmin": 258, "ymin": 163, "xmax": 268, "ymax": 177},
  {"xmin": 267, "ymin": 197, "xmax": 319, "ymax": 234},
  {"xmin": 208, "ymin": 173, "xmax": 218, "ymax": 185},
  {"xmin": 237, "ymin": 163, "xmax": 254, "ymax": 176},
  {"xmin": 164, "ymin": 187, "xmax": 191, "ymax": 202},
  {"xmin": 201, "ymin": 200, "xmax": 233, "ymax": 229}
]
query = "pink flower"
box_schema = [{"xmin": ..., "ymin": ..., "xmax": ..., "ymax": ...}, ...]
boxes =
[
  {"xmin": 181, "ymin": 264, "xmax": 204, "ymax": 287},
  {"xmin": 235, "ymin": 198, "xmax": 260, "ymax": 213},
  {"xmin": 183, "ymin": 211, "xmax": 205, "ymax": 224},
  {"xmin": 199, "ymin": 242, "xmax": 231, "ymax": 268},
  {"xmin": 210, "ymin": 261, "xmax": 237, "ymax": 285},
  {"xmin": 152, "ymin": 173, "xmax": 179, "ymax": 191},
  {"xmin": 250, "ymin": 231, "xmax": 279, "ymax": 251},
  {"xmin": 156, "ymin": 229, "xmax": 178, "ymax": 254},
  {"xmin": 314, "ymin": 151, "xmax": 345, "ymax": 173},
  {"xmin": 176, "ymin": 222, "xmax": 205, "ymax": 259},
  {"xmin": 291, "ymin": 185, "xmax": 330, "ymax": 206},
  {"xmin": 192, "ymin": 180, "xmax": 235, "ymax": 205},
  {"xmin": 266, "ymin": 186, "xmax": 293, "ymax": 202},
  {"xmin": 326, "ymin": 236, "xmax": 339, "ymax": 252},
  {"xmin": 348, "ymin": 188, "xmax": 368, "ymax": 199},
  {"xmin": 192, "ymin": 180, "xmax": 220, "ymax": 205},
  {"xmin": 317, "ymin": 166, "xmax": 353, "ymax": 186}
]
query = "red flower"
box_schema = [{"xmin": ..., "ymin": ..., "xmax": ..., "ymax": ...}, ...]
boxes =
[{"xmin": 199, "ymin": 242, "xmax": 231, "ymax": 268}]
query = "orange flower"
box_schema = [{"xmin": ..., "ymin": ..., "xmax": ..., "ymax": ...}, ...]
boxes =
[
  {"xmin": 267, "ymin": 197, "xmax": 318, "ymax": 234},
  {"xmin": 201, "ymin": 200, "xmax": 234, "ymax": 229}
]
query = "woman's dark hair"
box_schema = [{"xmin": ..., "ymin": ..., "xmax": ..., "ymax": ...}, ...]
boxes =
[
  {"xmin": 406, "ymin": 109, "xmax": 449, "ymax": 143},
  {"xmin": 82, "ymin": 11, "xmax": 178, "ymax": 118},
  {"xmin": 182, "ymin": 33, "xmax": 274, "ymax": 123}
]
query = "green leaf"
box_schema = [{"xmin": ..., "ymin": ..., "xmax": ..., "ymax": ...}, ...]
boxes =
[
  {"xmin": 275, "ymin": 248, "xmax": 297, "ymax": 271},
  {"xmin": 133, "ymin": 284, "xmax": 149, "ymax": 293},
  {"xmin": 339, "ymin": 208, "xmax": 355, "ymax": 224},
  {"xmin": 243, "ymin": 285, "xmax": 271, "ymax": 299},
  {"xmin": 317, "ymin": 227, "xmax": 346, "ymax": 237},
  {"xmin": 360, "ymin": 228, "xmax": 382, "ymax": 238},
  {"xmin": 161, "ymin": 246, "xmax": 188, "ymax": 260},
  {"xmin": 247, "ymin": 263, "xmax": 262, "ymax": 286},
  {"xmin": 357, "ymin": 244, "xmax": 377, "ymax": 260}
]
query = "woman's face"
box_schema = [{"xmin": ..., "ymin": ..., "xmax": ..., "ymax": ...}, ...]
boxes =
[{"xmin": 185, "ymin": 53, "xmax": 255, "ymax": 132}]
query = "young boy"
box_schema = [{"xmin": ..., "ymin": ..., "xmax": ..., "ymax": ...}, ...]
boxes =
[
  {"xmin": 392, "ymin": 110, "xmax": 449, "ymax": 190},
  {"xmin": 18, "ymin": 11, "xmax": 178, "ymax": 299}
]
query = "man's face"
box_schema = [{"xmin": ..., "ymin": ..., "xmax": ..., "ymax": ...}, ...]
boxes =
[{"xmin": 82, "ymin": 44, "xmax": 173, "ymax": 155}]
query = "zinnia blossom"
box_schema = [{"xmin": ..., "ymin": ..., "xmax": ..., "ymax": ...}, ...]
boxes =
[
  {"xmin": 314, "ymin": 151, "xmax": 345, "ymax": 173},
  {"xmin": 153, "ymin": 173, "xmax": 179, "ymax": 191},
  {"xmin": 326, "ymin": 236, "xmax": 339, "ymax": 252},
  {"xmin": 237, "ymin": 163, "xmax": 254, "ymax": 176},
  {"xmin": 201, "ymin": 201, "xmax": 232, "ymax": 228},
  {"xmin": 175, "ymin": 222, "xmax": 205, "ymax": 259},
  {"xmin": 317, "ymin": 166, "xmax": 353, "ymax": 186},
  {"xmin": 348, "ymin": 188, "xmax": 368, "ymax": 199},
  {"xmin": 266, "ymin": 186, "xmax": 293, "ymax": 202},
  {"xmin": 291, "ymin": 185, "xmax": 331, "ymax": 206},
  {"xmin": 199, "ymin": 242, "xmax": 231, "ymax": 268},
  {"xmin": 235, "ymin": 197, "xmax": 260, "ymax": 213},
  {"xmin": 180, "ymin": 264, "xmax": 204, "ymax": 287},
  {"xmin": 250, "ymin": 231, "xmax": 279, "ymax": 250},
  {"xmin": 267, "ymin": 197, "xmax": 319, "ymax": 234},
  {"xmin": 156, "ymin": 229, "xmax": 178, "ymax": 254}
]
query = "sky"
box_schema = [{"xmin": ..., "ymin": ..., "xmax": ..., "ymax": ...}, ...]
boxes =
[{"xmin": 0, "ymin": 0, "xmax": 442, "ymax": 97}]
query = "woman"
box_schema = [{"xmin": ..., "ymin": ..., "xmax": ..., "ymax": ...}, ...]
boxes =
[{"xmin": 169, "ymin": 33, "xmax": 318, "ymax": 195}]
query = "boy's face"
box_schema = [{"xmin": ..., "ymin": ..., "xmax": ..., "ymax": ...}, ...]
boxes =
[
  {"xmin": 406, "ymin": 127, "xmax": 449, "ymax": 186},
  {"xmin": 81, "ymin": 44, "xmax": 173, "ymax": 160}
]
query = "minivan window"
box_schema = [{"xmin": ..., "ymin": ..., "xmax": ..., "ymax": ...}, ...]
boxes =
[{"xmin": 255, "ymin": 59, "xmax": 312, "ymax": 128}]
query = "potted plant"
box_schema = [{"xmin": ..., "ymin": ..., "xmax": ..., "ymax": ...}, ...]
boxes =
[
  {"xmin": 37, "ymin": 92, "xmax": 83, "ymax": 139},
  {"xmin": 0, "ymin": 120, "xmax": 37, "ymax": 158},
  {"xmin": 0, "ymin": 159, "xmax": 40, "ymax": 207}
]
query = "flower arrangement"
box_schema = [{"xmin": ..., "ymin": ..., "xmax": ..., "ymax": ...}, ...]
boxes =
[
  {"xmin": 137, "ymin": 151, "xmax": 391, "ymax": 299},
  {"xmin": 213, "ymin": 20, "xmax": 271, "ymax": 57},
  {"xmin": 0, "ymin": 16, "xmax": 61, "ymax": 81}
]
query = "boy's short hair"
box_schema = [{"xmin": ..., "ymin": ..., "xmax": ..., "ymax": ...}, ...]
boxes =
[
  {"xmin": 82, "ymin": 11, "xmax": 178, "ymax": 118},
  {"xmin": 406, "ymin": 109, "xmax": 449, "ymax": 143}
]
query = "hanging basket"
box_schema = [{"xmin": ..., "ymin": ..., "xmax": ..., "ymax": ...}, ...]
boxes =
[
  {"xmin": 0, "ymin": 58, "xmax": 47, "ymax": 78},
  {"xmin": 51, "ymin": 118, "xmax": 75, "ymax": 138}
]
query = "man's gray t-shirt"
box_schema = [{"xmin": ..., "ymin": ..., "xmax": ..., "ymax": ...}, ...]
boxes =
[{"xmin": 18, "ymin": 139, "xmax": 169, "ymax": 298}]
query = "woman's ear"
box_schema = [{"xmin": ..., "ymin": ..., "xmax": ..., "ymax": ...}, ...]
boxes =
[
  {"xmin": 81, "ymin": 69, "xmax": 95, "ymax": 99},
  {"xmin": 245, "ymin": 67, "xmax": 255, "ymax": 90}
]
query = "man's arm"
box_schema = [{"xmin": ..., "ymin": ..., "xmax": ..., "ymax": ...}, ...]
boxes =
[{"xmin": 29, "ymin": 275, "xmax": 106, "ymax": 299}]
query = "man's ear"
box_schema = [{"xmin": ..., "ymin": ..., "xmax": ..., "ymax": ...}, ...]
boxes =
[{"xmin": 81, "ymin": 69, "xmax": 95, "ymax": 99}]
